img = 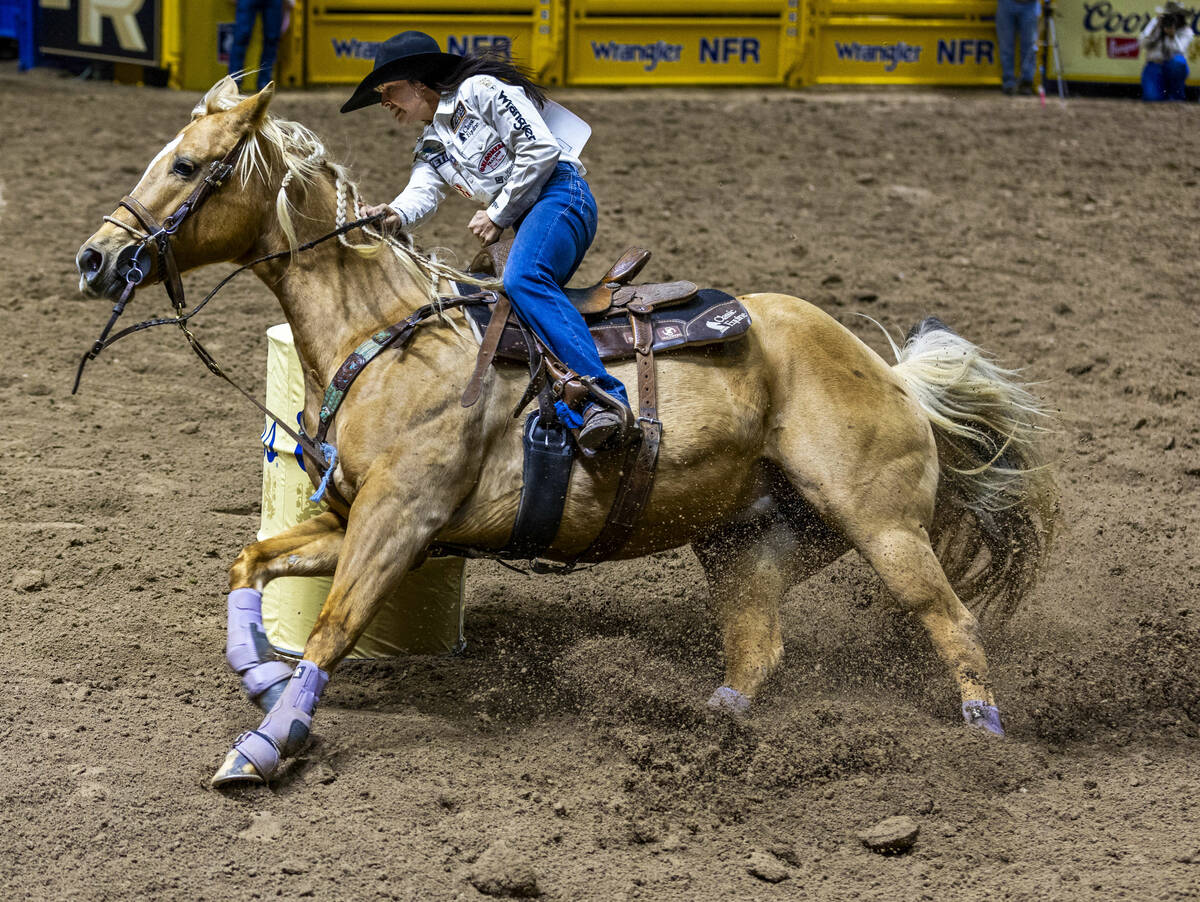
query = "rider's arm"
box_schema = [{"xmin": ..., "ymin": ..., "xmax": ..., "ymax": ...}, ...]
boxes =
[
  {"xmin": 1140, "ymin": 17, "xmax": 1162, "ymax": 47},
  {"xmin": 389, "ymin": 158, "xmax": 446, "ymax": 230},
  {"xmin": 469, "ymin": 77, "xmax": 561, "ymax": 229}
]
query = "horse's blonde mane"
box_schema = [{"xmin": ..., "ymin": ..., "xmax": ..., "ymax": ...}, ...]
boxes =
[{"xmin": 194, "ymin": 77, "xmax": 495, "ymax": 306}]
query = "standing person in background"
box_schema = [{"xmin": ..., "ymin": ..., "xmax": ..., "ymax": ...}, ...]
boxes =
[
  {"xmin": 995, "ymin": 0, "xmax": 1041, "ymax": 95},
  {"xmin": 1140, "ymin": 1, "xmax": 1193, "ymax": 101},
  {"xmin": 228, "ymin": 0, "xmax": 285, "ymax": 92}
]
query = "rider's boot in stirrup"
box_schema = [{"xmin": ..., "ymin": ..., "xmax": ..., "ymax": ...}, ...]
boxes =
[{"xmin": 577, "ymin": 403, "xmax": 625, "ymax": 456}]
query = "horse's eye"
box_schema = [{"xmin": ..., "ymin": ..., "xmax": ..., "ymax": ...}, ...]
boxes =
[{"xmin": 172, "ymin": 158, "xmax": 197, "ymax": 179}]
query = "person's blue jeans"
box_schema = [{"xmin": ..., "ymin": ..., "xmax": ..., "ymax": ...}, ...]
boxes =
[
  {"xmin": 504, "ymin": 162, "xmax": 629, "ymax": 408},
  {"xmin": 229, "ymin": 0, "xmax": 283, "ymax": 91},
  {"xmin": 1142, "ymin": 55, "xmax": 1189, "ymax": 101},
  {"xmin": 995, "ymin": 0, "xmax": 1040, "ymax": 90}
]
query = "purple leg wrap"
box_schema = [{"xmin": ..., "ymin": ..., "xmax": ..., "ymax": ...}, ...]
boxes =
[
  {"xmin": 229, "ymin": 661, "xmax": 329, "ymax": 780},
  {"xmin": 707, "ymin": 686, "xmax": 751, "ymax": 714},
  {"xmin": 226, "ymin": 588, "xmax": 291, "ymax": 709},
  {"xmin": 962, "ymin": 700, "xmax": 1005, "ymax": 736}
]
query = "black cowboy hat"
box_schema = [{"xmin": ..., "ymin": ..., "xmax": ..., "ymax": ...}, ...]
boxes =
[{"xmin": 340, "ymin": 31, "xmax": 461, "ymax": 114}]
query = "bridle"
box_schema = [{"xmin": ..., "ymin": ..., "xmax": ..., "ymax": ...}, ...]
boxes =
[
  {"xmin": 73, "ymin": 129, "xmax": 467, "ymax": 506},
  {"xmin": 75, "ymin": 136, "xmax": 248, "ymax": 393},
  {"xmin": 73, "ymin": 133, "xmax": 365, "ymax": 488}
]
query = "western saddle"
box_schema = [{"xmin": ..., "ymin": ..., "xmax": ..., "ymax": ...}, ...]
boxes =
[
  {"xmin": 449, "ymin": 239, "xmax": 750, "ymax": 565},
  {"xmin": 469, "ymin": 240, "xmax": 700, "ymax": 318}
]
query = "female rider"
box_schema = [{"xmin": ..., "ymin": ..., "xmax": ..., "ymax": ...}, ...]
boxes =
[{"xmin": 342, "ymin": 31, "xmax": 629, "ymax": 454}]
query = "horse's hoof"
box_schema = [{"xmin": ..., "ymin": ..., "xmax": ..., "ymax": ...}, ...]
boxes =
[
  {"xmin": 212, "ymin": 728, "xmax": 282, "ymax": 789},
  {"xmin": 211, "ymin": 749, "xmax": 265, "ymax": 787},
  {"xmin": 707, "ymin": 686, "xmax": 751, "ymax": 716},
  {"xmin": 962, "ymin": 701, "xmax": 1005, "ymax": 736}
]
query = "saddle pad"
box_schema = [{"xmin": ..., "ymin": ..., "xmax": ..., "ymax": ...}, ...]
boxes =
[{"xmin": 460, "ymin": 287, "xmax": 751, "ymax": 363}]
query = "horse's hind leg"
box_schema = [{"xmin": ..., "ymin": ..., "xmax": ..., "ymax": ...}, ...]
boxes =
[
  {"xmin": 857, "ymin": 525, "xmax": 1004, "ymax": 734},
  {"xmin": 224, "ymin": 513, "xmax": 344, "ymax": 712},
  {"xmin": 693, "ymin": 515, "xmax": 840, "ymax": 713}
]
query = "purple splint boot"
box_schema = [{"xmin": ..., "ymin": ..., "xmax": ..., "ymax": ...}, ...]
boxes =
[
  {"xmin": 707, "ymin": 686, "xmax": 751, "ymax": 715},
  {"xmin": 962, "ymin": 700, "xmax": 1005, "ymax": 736},
  {"xmin": 212, "ymin": 660, "xmax": 329, "ymax": 786},
  {"xmin": 226, "ymin": 588, "xmax": 291, "ymax": 711}
]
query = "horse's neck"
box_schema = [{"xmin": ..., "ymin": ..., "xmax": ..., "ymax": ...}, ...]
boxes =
[{"xmin": 250, "ymin": 181, "xmax": 426, "ymax": 386}]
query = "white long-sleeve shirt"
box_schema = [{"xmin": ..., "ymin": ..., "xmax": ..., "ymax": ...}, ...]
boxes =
[
  {"xmin": 1140, "ymin": 19, "xmax": 1194, "ymax": 63},
  {"xmin": 388, "ymin": 75, "xmax": 583, "ymax": 230}
]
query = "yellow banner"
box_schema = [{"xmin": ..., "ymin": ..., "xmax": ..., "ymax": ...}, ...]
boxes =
[
  {"xmin": 567, "ymin": 17, "xmax": 788, "ymax": 84},
  {"xmin": 306, "ymin": 3, "xmax": 564, "ymax": 85},
  {"xmin": 814, "ymin": 19, "xmax": 1001, "ymax": 83},
  {"xmin": 1052, "ymin": 0, "xmax": 1200, "ymax": 82}
]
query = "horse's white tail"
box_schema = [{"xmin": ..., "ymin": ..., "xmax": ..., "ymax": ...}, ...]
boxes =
[{"xmin": 889, "ymin": 317, "xmax": 1058, "ymax": 627}]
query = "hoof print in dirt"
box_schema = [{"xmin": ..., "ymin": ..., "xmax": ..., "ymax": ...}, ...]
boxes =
[
  {"xmin": 746, "ymin": 850, "xmax": 791, "ymax": 883},
  {"xmin": 237, "ymin": 811, "xmax": 283, "ymax": 842},
  {"xmin": 857, "ymin": 815, "xmax": 920, "ymax": 854},
  {"xmin": 467, "ymin": 840, "xmax": 540, "ymax": 898}
]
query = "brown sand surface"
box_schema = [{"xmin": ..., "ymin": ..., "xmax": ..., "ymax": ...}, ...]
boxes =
[{"xmin": 1, "ymin": 65, "xmax": 1198, "ymax": 900}]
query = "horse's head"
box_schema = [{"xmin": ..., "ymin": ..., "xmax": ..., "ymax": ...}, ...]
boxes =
[{"xmin": 75, "ymin": 80, "xmax": 278, "ymax": 301}]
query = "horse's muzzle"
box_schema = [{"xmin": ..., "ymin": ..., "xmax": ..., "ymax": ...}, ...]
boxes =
[{"xmin": 76, "ymin": 239, "xmax": 146, "ymax": 300}]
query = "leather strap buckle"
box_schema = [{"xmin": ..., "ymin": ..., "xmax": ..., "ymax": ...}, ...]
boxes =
[{"xmin": 205, "ymin": 160, "xmax": 234, "ymax": 188}]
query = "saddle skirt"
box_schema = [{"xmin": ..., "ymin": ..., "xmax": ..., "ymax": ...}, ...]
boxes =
[{"xmin": 456, "ymin": 283, "xmax": 752, "ymax": 363}]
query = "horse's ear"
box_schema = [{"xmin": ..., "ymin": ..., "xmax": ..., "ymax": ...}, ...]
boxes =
[{"xmin": 230, "ymin": 82, "xmax": 275, "ymax": 131}]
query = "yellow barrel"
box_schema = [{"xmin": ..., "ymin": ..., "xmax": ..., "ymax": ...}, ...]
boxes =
[{"xmin": 259, "ymin": 323, "xmax": 465, "ymax": 658}]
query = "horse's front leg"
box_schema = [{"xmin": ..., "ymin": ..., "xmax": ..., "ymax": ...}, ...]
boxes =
[
  {"xmin": 212, "ymin": 483, "xmax": 440, "ymax": 787},
  {"xmin": 224, "ymin": 512, "xmax": 344, "ymax": 711}
]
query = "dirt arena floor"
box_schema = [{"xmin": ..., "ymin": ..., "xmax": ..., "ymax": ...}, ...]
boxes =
[{"xmin": 1, "ymin": 62, "xmax": 1198, "ymax": 900}]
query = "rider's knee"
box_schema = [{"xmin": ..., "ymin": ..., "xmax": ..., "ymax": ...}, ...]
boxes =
[{"xmin": 502, "ymin": 263, "xmax": 553, "ymax": 299}]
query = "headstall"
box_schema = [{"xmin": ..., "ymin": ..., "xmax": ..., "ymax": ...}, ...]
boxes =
[{"xmin": 74, "ymin": 134, "xmax": 394, "ymax": 497}]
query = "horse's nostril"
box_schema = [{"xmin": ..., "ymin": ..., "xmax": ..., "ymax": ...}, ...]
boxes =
[{"xmin": 79, "ymin": 247, "xmax": 105, "ymax": 281}]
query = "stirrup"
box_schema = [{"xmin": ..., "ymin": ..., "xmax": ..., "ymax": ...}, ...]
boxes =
[
  {"xmin": 575, "ymin": 379, "xmax": 635, "ymax": 455},
  {"xmin": 577, "ymin": 407, "xmax": 624, "ymax": 457}
]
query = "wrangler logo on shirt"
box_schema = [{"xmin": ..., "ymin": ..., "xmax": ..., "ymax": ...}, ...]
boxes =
[
  {"xmin": 450, "ymin": 101, "xmax": 468, "ymax": 131},
  {"xmin": 497, "ymin": 91, "xmax": 536, "ymax": 141}
]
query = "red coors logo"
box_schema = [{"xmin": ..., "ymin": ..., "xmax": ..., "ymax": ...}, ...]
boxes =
[{"xmin": 480, "ymin": 141, "xmax": 508, "ymax": 174}]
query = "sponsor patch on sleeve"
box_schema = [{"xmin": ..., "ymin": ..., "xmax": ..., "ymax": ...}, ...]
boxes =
[
  {"xmin": 479, "ymin": 141, "xmax": 508, "ymax": 174},
  {"xmin": 450, "ymin": 101, "xmax": 467, "ymax": 131},
  {"xmin": 416, "ymin": 138, "xmax": 446, "ymax": 162}
]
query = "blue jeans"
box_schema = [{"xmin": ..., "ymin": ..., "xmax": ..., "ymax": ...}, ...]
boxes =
[
  {"xmin": 1142, "ymin": 56, "xmax": 1189, "ymax": 101},
  {"xmin": 995, "ymin": 0, "xmax": 1040, "ymax": 90},
  {"xmin": 504, "ymin": 162, "xmax": 629, "ymax": 408},
  {"xmin": 229, "ymin": 0, "xmax": 283, "ymax": 91}
]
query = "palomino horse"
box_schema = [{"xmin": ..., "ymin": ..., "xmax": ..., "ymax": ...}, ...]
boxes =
[{"xmin": 76, "ymin": 80, "xmax": 1056, "ymax": 787}]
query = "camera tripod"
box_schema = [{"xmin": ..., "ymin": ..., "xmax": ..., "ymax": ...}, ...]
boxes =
[{"xmin": 1040, "ymin": 0, "xmax": 1068, "ymax": 102}]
